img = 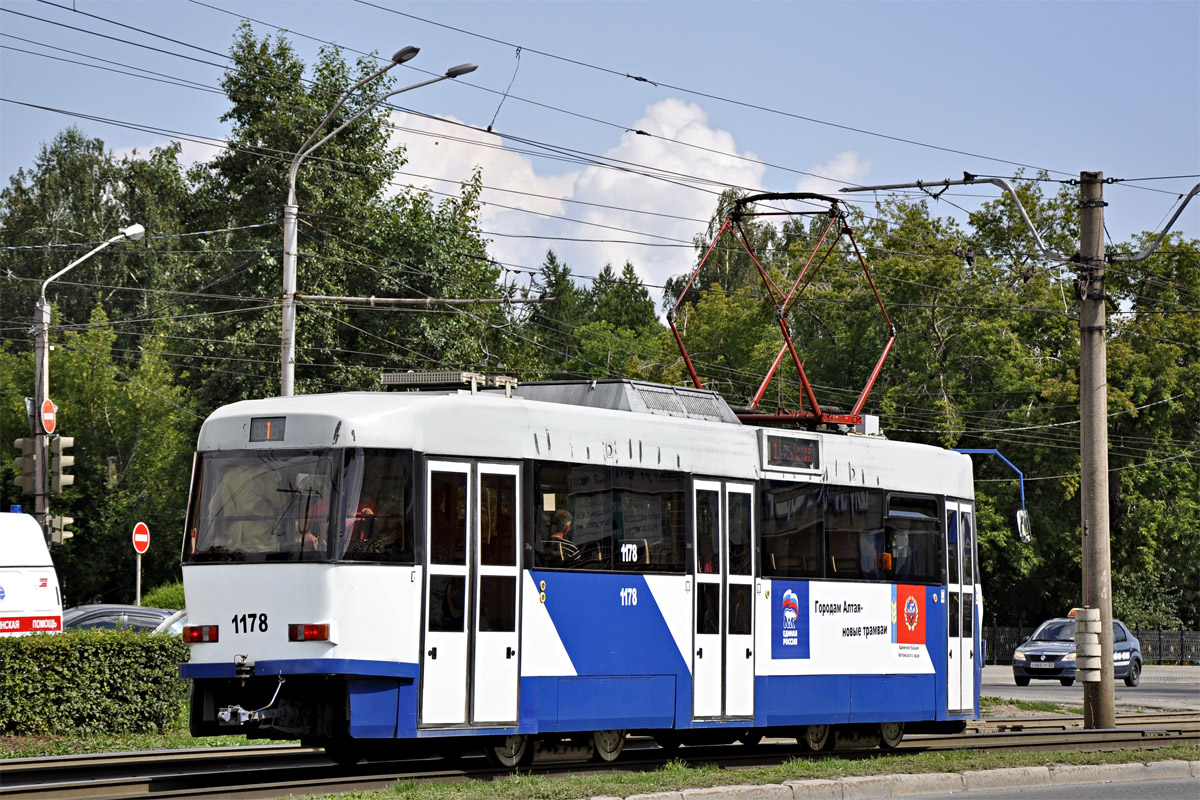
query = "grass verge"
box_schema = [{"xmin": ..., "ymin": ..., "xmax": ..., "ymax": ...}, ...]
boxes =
[
  {"xmin": 0, "ymin": 703, "xmax": 290, "ymax": 758},
  {"xmin": 343, "ymin": 746, "xmax": 1200, "ymax": 800}
]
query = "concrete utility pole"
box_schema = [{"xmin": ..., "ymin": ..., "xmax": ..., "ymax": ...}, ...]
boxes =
[{"xmin": 1076, "ymin": 172, "xmax": 1115, "ymax": 728}]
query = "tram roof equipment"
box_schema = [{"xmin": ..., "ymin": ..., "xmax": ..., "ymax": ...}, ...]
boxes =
[{"xmin": 667, "ymin": 192, "xmax": 896, "ymax": 429}]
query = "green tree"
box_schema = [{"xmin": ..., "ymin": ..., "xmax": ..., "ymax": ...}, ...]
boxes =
[
  {"xmin": 176, "ymin": 25, "xmax": 499, "ymax": 406},
  {"xmin": 46, "ymin": 306, "xmax": 196, "ymax": 604}
]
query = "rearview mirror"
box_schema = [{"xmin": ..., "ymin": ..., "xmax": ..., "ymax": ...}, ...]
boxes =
[{"xmin": 1016, "ymin": 509, "xmax": 1032, "ymax": 543}]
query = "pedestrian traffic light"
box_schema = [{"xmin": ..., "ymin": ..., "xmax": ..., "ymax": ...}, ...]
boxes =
[
  {"xmin": 12, "ymin": 438, "xmax": 36, "ymax": 495},
  {"xmin": 50, "ymin": 515, "xmax": 74, "ymax": 544},
  {"xmin": 50, "ymin": 436, "xmax": 74, "ymax": 494}
]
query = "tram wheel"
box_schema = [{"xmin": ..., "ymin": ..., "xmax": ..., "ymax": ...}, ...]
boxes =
[
  {"xmin": 879, "ymin": 721, "xmax": 904, "ymax": 749},
  {"xmin": 592, "ymin": 729, "xmax": 627, "ymax": 762},
  {"xmin": 801, "ymin": 724, "xmax": 832, "ymax": 752},
  {"xmin": 323, "ymin": 739, "xmax": 363, "ymax": 766},
  {"xmin": 485, "ymin": 734, "xmax": 533, "ymax": 769}
]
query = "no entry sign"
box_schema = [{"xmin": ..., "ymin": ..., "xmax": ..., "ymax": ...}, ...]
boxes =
[
  {"xmin": 41, "ymin": 398, "xmax": 56, "ymax": 434},
  {"xmin": 132, "ymin": 522, "xmax": 150, "ymax": 554}
]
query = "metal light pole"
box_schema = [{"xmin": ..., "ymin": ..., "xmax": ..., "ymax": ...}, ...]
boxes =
[
  {"xmin": 281, "ymin": 48, "xmax": 478, "ymax": 396},
  {"xmin": 33, "ymin": 223, "xmax": 145, "ymax": 534}
]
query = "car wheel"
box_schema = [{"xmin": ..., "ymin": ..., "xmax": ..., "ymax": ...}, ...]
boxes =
[
  {"xmin": 1060, "ymin": 677, "xmax": 1075, "ymax": 686},
  {"xmin": 1124, "ymin": 660, "xmax": 1141, "ymax": 687},
  {"xmin": 1015, "ymin": 675, "xmax": 1030, "ymax": 686}
]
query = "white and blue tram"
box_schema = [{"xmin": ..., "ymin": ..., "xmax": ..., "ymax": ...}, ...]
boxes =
[{"xmin": 179, "ymin": 378, "xmax": 982, "ymax": 764}]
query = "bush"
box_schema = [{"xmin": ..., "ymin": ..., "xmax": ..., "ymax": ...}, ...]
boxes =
[
  {"xmin": 0, "ymin": 630, "xmax": 189, "ymax": 735},
  {"xmin": 141, "ymin": 580, "xmax": 185, "ymax": 611}
]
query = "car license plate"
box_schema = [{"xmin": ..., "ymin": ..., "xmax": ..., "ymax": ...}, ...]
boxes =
[{"xmin": 1029, "ymin": 662, "xmax": 1057, "ymax": 668}]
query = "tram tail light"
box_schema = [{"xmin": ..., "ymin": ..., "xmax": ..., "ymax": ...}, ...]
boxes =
[
  {"xmin": 288, "ymin": 623, "xmax": 329, "ymax": 642},
  {"xmin": 183, "ymin": 625, "xmax": 219, "ymax": 643}
]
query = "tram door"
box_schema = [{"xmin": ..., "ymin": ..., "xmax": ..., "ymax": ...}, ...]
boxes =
[
  {"xmin": 692, "ymin": 480, "xmax": 755, "ymax": 720},
  {"xmin": 470, "ymin": 464, "xmax": 521, "ymax": 724},
  {"xmin": 421, "ymin": 462, "xmax": 521, "ymax": 726},
  {"xmin": 946, "ymin": 501, "xmax": 977, "ymax": 715}
]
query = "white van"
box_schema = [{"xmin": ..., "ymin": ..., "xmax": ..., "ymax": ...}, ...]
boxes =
[{"xmin": 0, "ymin": 512, "xmax": 63, "ymax": 636}]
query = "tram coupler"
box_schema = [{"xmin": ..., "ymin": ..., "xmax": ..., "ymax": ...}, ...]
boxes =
[{"xmin": 218, "ymin": 676, "xmax": 285, "ymax": 725}]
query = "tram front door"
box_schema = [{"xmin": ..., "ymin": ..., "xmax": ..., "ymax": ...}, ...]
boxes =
[
  {"xmin": 420, "ymin": 461, "xmax": 521, "ymax": 727},
  {"xmin": 692, "ymin": 480, "xmax": 755, "ymax": 720},
  {"xmin": 946, "ymin": 500, "xmax": 977, "ymax": 715}
]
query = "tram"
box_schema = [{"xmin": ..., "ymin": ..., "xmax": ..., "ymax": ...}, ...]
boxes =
[{"xmin": 179, "ymin": 376, "xmax": 982, "ymax": 765}]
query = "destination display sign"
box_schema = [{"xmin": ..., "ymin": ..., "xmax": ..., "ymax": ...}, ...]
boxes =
[
  {"xmin": 249, "ymin": 417, "xmax": 286, "ymax": 442},
  {"xmin": 765, "ymin": 433, "xmax": 820, "ymax": 471}
]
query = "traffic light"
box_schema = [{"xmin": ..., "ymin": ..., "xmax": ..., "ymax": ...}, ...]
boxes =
[
  {"xmin": 12, "ymin": 438, "xmax": 36, "ymax": 495},
  {"xmin": 50, "ymin": 436, "xmax": 74, "ymax": 494},
  {"xmin": 49, "ymin": 515, "xmax": 74, "ymax": 544}
]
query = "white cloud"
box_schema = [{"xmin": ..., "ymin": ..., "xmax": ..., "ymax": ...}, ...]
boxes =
[
  {"xmin": 794, "ymin": 151, "xmax": 871, "ymax": 196},
  {"xmin": 385, "ymin": 101, "xmax": 867, "ymax": 308}
]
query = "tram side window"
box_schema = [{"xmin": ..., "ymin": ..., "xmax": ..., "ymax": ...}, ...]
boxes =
[
  {"xmin": 532, "ymin": 462, "xmax": 686, "ymax": 572},
  {"xmin": 825, "ymin": 488, "xmax": 884, "ymax": 580},
  {"xmin": 339, "ymin": 449, "xmax": 415, "ymax": 564},
  {"xmin": 612, "ymin": 468, "xmax": 686, "ymax": 573},
  {"xmin": 882, "ymin": 495, "xmax": 942, "ymax": 584},
  {"xmin": 962, "ymin": 512, "xmax": 976, "ymax": 587},
  {"xmin": 761, "ymin": 481, "xmax": 824, "ymax": 579},
  {"xmin": 535, "ymin": 462, "xmax": 607, "ymax": 569},
  {"xmin": 431, "ymin": 471, "xmax": 468, "ymax": 565}
]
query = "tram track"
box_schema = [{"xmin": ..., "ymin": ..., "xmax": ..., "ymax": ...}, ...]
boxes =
[{"xmin": 5, "ymin": 715, "xmax": 1196, "ymax": 800}]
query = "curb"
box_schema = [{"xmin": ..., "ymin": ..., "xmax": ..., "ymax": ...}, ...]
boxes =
[{"xmin": 598, "ymin": 760, "xmax": 1200, "ymax": 800}]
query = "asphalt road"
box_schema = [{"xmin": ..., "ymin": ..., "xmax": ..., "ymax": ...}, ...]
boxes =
[{"xmin": 981, "ymin": 664, "xmax": 1200, "ymax": 713}]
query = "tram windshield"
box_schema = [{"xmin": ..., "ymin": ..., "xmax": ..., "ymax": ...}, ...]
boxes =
[{"xmin": 184, "ymin": 448, "xmax": 414, "ymax": 564}]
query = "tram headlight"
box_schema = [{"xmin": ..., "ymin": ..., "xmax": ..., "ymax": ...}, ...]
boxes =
[
  {"xmin": 182, "ymin": 625, "xmax": 219, "ymax": 643},
  {"xmin": 1012, "ymin": 650, "xmax": 1026, "ymax": 661},
  {"xmin": 288, "ymin": 623, "xmax": 330, "ymax": 642}
]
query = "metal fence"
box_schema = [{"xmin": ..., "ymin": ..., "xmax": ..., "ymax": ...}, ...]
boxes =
[{"xmin": 983, "ymin": 623, "xmax": 1200, "ymax": 665}]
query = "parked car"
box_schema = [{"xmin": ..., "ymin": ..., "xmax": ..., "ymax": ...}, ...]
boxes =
[
  {"xmin": 1012, "ymin": 616, "xmax": 1142, "ymax": 687},
  {"xmin": 154, "ymin": 608, "xmax": 187, "ymax": 636},
  {"xmin": 62, "ymin": 604, "xmax": 178, "ymax": 633}
]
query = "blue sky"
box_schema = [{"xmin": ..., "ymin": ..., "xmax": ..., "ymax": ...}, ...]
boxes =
[{"xmin": 2, "ymin": 0, "xmax": 1197, "ymax": 295}]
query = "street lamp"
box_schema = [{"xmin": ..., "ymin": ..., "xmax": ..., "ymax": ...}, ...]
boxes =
[
  {"xmin": 280, "ymin": 50, "xmax": 479, "ymax": 396},
  {"xmin": 32, "ymin": 223, "xmax": 145, "ymax": 530}
]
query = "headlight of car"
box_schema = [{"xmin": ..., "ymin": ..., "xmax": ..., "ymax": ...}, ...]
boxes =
[
  {"xmin": 1063, "ymin": 652, "xmax": 1076, "ymax": 661},
  {"xmin": 1013, "ymin": 650, "xmax": 1027, "ymax": 661}
]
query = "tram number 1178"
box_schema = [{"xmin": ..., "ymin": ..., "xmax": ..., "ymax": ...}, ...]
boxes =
[
  {"xmin": 619, "ymin": 587, "xmax": 638, "ymax": 607},
  {"xmin": 231, "ymin": 613, "xmax": 269, "ymax": 633}
]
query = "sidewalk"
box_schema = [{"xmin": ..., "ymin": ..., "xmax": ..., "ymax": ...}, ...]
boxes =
[{"xmin": 611, "ymin": 760, "xmax": 1200, "ymax": 800}]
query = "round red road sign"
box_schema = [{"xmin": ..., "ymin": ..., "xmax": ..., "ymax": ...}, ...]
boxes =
[
  {"xmin": 132, "ymin": 521, "xmax": 150, "ymax": 554},
  {"xmin": 41, "ymin": 398, "xmax": 56, "ymax": 434}
]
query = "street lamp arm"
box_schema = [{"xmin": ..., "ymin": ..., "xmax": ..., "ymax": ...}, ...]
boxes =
[
  {"xmin": 40, "ymin": 223, "xmax": 145, "ymax": 299},
  {"xmin": 293, "ymin": 47, "xmax": 419, "ymax": 159},
  {"xmin": 289, "ymin": 69, "xmax": 476, "ymax": 200}
]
